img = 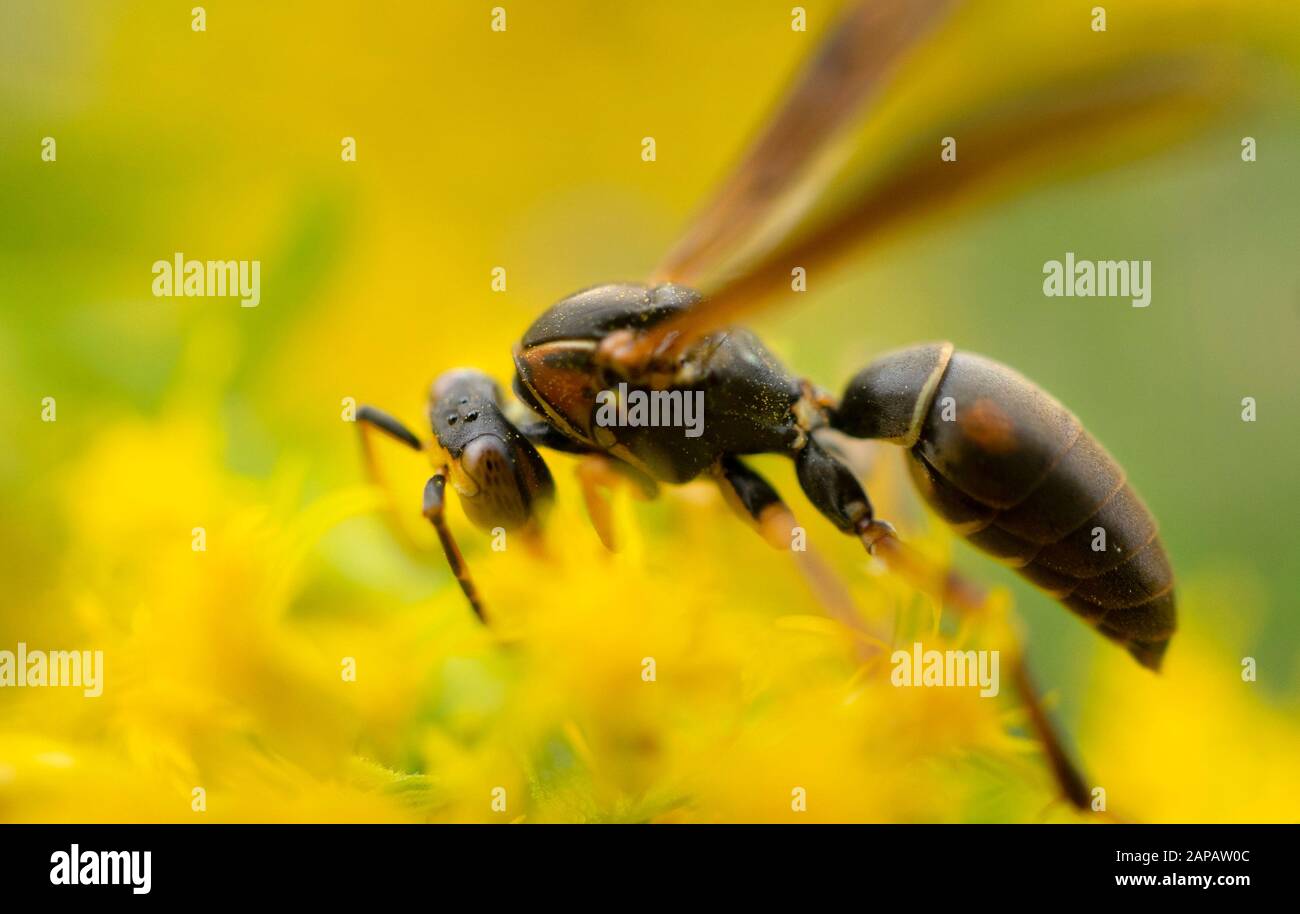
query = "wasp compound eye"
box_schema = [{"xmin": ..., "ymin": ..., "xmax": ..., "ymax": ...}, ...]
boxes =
[{"xmin": 443, "ymin": 430, "xmax": 555, "ymax": 533}]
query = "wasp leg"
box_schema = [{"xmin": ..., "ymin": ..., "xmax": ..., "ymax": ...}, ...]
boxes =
[
  {"xmin": 714, "ymin": 455, "xmax": 879, "ymax": 647},
  {"xmin": 790, "ymin": 437, "xmax": 1092, "ymax": 812},
  {"xmin": 793, "ymin": 435, "xmax": 875, "ymax": 531},
  {"xmin": 714, "ymin": 455, "xmax": 801, "ymax": 550},
  {"xmin": 860, "ymin": 520, "xmax": 1092, "ymax": 812},
  {"xmin": 357, "ymin": 405, "xmax": 489, "ymax": 624},
  {"xmin": 356, "ymin": 404, "xmax": 438, "ymax": 557},
  {"xmin": 358, "ymin": 404, "xmax": 422, "ymax": 451},
  {"xmin": 422, "ymin": 471, "xmax": 488, "ymax": 624},
  {"xmin": 574, "ymin": 455, "xmax": 659, "ymax": 552},
  {"xmin": 789, "ymin": 436, "xmax": 989, "ymax": 617},
  {"xmin": 1011, "ymin": 658, "xmax": 1092, "ymax": 813},
  {"xmin": 860, "ymin": 519, "xmax": 986, "ymax": 612},
  {"xmin": 518, "ymin": 411, "xmax": 660, "ymax": 551},
  {"xmin": 518, "ymin": 414, "xmax": 640, "ymax": 551}
]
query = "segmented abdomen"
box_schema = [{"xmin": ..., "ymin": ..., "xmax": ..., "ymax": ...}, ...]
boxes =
[{"xmin": 907, "ymin": 350, "xmax": 1176, "ymax": 671}]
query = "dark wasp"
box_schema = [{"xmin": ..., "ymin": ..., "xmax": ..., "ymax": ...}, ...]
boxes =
[{"xmin": 355, "ymin": 0, "xmax": 1220, "ymax": 810}]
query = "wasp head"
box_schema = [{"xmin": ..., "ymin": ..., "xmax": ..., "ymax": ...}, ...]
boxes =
[{"xmin": 427, "ymin": 369, "xmax": 553, "ymax": 531}]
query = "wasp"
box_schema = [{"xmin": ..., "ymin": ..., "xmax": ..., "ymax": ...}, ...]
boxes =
[{"xmin": 357, "ymin": 0, "xmax": 1227, "ymax": 809}]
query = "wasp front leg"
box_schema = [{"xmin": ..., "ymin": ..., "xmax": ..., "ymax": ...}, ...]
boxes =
[
  {"xmin": 357, "ymin": 403, "xmax": 490, "ymax": 625},
  {"xmin": 356, "ymin": 404, "xmax": 433, "ymax": 557},
  {"xmin": 422, "ymin": 470, "xmax": 487, "ymax": 624}
]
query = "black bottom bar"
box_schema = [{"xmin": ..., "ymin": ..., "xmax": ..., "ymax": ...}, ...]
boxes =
[{"xmin": 0, "ymin": 823, "xmax": 1287, "ymax": 899}]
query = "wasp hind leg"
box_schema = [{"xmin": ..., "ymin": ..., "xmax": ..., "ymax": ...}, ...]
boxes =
[
  {"xmin": 789, "ymin": 434, "xmax": 989, "ymax": 613},
  {"xmin": 791, "ymin": 436, "xmax": 1094, "ymax": 814}
]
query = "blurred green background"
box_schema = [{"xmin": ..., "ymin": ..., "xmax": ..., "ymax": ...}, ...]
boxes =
[{"xmin": 1, "ymin": 1, "xmax": 1297, "ymax": 822}]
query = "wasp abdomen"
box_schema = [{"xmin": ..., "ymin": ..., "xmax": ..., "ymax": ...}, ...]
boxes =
[{"xmin": 838, "ymin": 345, "xmax": 1175, "ymax": 671}]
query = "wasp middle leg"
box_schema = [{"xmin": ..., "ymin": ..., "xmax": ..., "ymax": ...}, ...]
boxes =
[
  {"xmin": 713, "ymin": 454, "xmax": 882, "ymax": 649},
  {"xmin": 573, "ymin": 455, "xmax": 659, "ymax": 552}
]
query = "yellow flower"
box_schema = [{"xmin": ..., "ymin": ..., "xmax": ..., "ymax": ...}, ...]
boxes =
[{"xmin": 2, "ymin": 0, "xmax": 1296, "ymax": 826}]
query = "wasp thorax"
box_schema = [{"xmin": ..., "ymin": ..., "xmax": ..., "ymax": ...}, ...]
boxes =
[{"xmin": 512, "ymin": 283, "xmax": 701, "ymax": 444}]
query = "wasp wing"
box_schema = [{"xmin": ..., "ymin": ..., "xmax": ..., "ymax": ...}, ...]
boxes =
[
  {"xmin": 634, "ymin": 1, "xmax": 1256, "ymax": 366},
  {"xmin": 653, "ymin": 0, "xmax": 955, "ymax": 289},
  {"xmin": 638, "ymin": 62, "xmax": 1234, "ymax": 361}
]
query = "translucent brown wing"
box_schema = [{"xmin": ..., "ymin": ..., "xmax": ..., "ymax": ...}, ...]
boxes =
[
  {"xmin": 652, "ymin": 0, "xmax": 955, "ymax": 289},
  {"xmin": 629, "ymin": 60, "xmax": 1234, "ymax": 365},
  {"xmin": 629, "ymin": 3, "xmax": 1248, "ymax": 369}
]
